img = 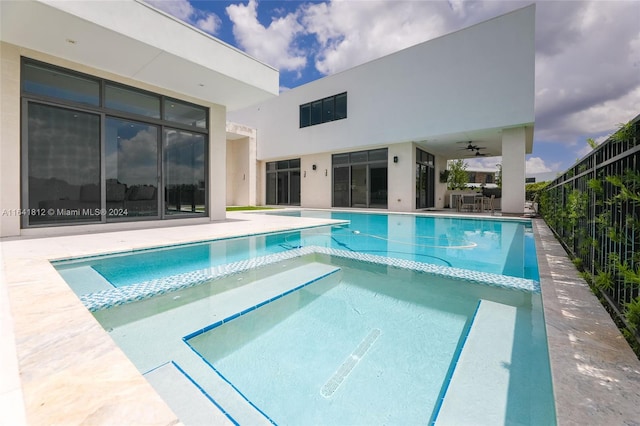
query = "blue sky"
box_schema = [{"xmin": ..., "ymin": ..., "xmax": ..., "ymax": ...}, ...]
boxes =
[{"xmin": 147, "ymin": 0, "xmax": 640, "ymax": 180}]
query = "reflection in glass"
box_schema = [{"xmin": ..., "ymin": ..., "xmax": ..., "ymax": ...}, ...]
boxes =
[
  {"xmin": 277, "ymin": 171, "xmax": 290, "ymax": 205},
  {"xmin": 164, "ymin": 129, "xmax": 206, "ymax": 215},
  {"xmin": 290, "ymin": 171, "xmax": 301, "ymax": 205},
  {"xmin": 266, "ymin": 172, "xmax": 277, "ymax": 205},
  {"xmin": 164, "ymin": 99, "xmax": 207, "ymax": 128},
  {"xmin": 106, "ymin": 118, "xmax": 159, "ymax": 219},
  {"xmin": 23, "ymin": 62, "xmax": 100, "ymax": 106},
  {"xmin": 333, "ymin": 166, "xmax": 349, "ymax": 207},
  {"xmin": 27, "ymin": 103, "xmax": 101, "ymax": 224},
  {"xmin": 370, "ymin": 165, "xmax": 388, "ymax": 208},
  {"xmin": 105, "ymin": 85, "xmax": 160, "ymax": 118}
]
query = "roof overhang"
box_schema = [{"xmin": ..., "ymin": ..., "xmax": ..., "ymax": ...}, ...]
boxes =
[
  {"xmin": 413, "ymin": 125, "xmax": 534, "ymax": 161},
  {"xmin": 0, "ymin": 0, "xmax": 279, "ymax": 111}
]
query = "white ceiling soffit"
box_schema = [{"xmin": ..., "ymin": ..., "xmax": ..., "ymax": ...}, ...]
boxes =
[
  {"xmin": 0, "ymin": 0, "xmax": 279, "ymax": 111},
  {"xmin": 414, "ymin": 125, "xmax": 534, "ymax": 160}
]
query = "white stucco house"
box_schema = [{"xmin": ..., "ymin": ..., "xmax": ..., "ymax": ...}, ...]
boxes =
[
  {"xmin": 0, "ymin": 0, "xmax": 534, "ymax": 238},
  {"xmin": 228, "ymin": 4, "xmax": 534, "ymax": 216}
]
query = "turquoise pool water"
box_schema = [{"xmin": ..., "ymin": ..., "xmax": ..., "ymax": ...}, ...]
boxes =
[
  {"xmin": 55, "ymin": 212, "xmax": 538, "ymax": 289},
  {"xmin": 53, "ymin": 212, "xmax": 554, "ymax": 425}
]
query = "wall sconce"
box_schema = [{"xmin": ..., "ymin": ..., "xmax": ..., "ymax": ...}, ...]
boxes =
[
  {"xmin": 393, "ymin": 156, "xmax": 399, "ymax": 163},
  {"xmin": 325, "ymin": 169, "xmax": 328, "ymax": 176},
  {"xmin": 312, "ymin": 164, "xmax": 317, "ymax": 171},
  {"xmin": 304, "ymin": 171, "xmax": 306, "ymax": 177}
]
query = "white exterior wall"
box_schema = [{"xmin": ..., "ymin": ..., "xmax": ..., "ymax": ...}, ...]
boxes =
[
  {"xmin": 0, "ymin": 43, "xmax": 21, "ymax": 237},
  {"xmin": 300, "ymin": 154, "xmax": 332, "ymax": 208},
  {"xmin": 226, "ymin": 124, "xmax": 257, "ymax": 207},
  {"xmin": 229, "ymin": 6, "xmax": 534, "ymax": 212},
  {"xmin": 230, "ymin": 6, "xmax": 534, "ymax": 161}
]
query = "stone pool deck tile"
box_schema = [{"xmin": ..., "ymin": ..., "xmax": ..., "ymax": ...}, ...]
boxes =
[
  {"xmin": 534, "ymin": 219, "xmax": 640, "ymax": 425},
  {"xmin": 0, "ymin": 212, "xmax": 341, "ymax": 425}
]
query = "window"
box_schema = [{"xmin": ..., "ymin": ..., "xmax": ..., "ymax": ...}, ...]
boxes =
[
  {"xmin": 164, "ymin": 98, "xmax": 207, "ymax": 129},
  {"xmin": 23, "ymin": 61, "xmax": 100, "ymax": 106},
  {"xmin": 300, "ymin": 92, "xmax": 347, "ymax": 128},
  {"xmin": 21, "ymin": 59, "xmax": 209, "ymax": 228},
  {"xmin": 266, "ymin": 159, "xmax": 301, "ymax": 206},
  {"xmin": 105, "ymin": 84, "xmax": 160, "ymax": 119},
  {"xmin": 332, "ymin": 149, "xmax": 387, "ymax": 208}
]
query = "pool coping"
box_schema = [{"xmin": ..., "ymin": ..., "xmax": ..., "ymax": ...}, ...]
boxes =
[{"xmin": 1, "ymin": 211, "xmax": 639, "ymax": 424}]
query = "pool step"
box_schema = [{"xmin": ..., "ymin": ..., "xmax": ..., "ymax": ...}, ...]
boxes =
[
  {"xmin": 110, "ymin": 261, "xmax": 343, "ymax": 425},
  {"xmin": 144, "ymin": 361, "xmax": 234, "ymax": 426},
  {"xmin": 434, "ymin": 300, "xmax": 518, "ymax": 426}
]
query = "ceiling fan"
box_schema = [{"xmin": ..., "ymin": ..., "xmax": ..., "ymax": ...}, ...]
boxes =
[
  {"xmin": 458, "ymin": 141, "xmax": 487, "ymax": 152},
  {"xmin": 466, "ymin": 151, "xmax": 489, "ymax": 157}
]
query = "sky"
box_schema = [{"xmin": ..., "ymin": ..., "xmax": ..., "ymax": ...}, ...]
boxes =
[{"xmin": 146, "ymin": 0, "xmax": 640, "ymax": 179}]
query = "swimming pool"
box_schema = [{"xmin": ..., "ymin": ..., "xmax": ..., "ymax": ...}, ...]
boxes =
[{"xmin": 53, "ymin": 212, "xmax": 555, "ymax": 425}]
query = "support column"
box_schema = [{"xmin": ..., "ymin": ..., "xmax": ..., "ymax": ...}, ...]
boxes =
[
  {"xmin": 501, "ymin": 127, "xmax": 526, "ymax": 215},
  {"xmin": 209, "ymin": 104, "xmax": 226, "ymax": 221}
]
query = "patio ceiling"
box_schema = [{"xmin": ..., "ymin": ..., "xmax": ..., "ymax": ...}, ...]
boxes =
[
  {"xmin": 413, "ymin": 126, "xmax": 534, "ymax": 161},
  {"xmin": 0, "ymin": 0, "xmax": 279, "ymax": 111}
]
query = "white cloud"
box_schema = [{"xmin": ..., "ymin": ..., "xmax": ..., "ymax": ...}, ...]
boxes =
[
  {"xmin": 226, "ymin": 0, "xmax": 306, "ymax": 72},
  {"xmin": 145, "ymin": 0, "xmax": 221, "ymax": 34},
  {"xmin": 525, "ymin": 157, "xmax": 553, "ymax": 174}
]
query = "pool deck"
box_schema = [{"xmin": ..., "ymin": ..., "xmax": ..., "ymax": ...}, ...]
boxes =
[{"xmin": 1, "ymin": 210, "xmax": 639, "ymax": 425}]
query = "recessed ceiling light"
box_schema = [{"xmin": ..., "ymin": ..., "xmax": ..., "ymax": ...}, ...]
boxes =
[
  {"xmin": 66, "ymin": 39, "xmax": 77, "ymax": 44},
  {"xmin": 198, "ymin": 83, "xmax": 205, "ymax": 87}
]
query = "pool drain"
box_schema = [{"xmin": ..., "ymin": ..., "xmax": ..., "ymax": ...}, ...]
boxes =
[{"xmin": 321, "ymin": 328, "xmax": 381, "ymax": 398}]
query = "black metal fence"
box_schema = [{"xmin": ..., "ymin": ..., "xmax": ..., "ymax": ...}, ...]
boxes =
[{"xmin": 540, "ymin": 115, "xmax": 640, "ymax": 343}]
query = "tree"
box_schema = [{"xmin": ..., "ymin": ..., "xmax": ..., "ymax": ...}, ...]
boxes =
[{"xmin": 447, "ymin": 159, "xmax": 468, "ymax": 190}]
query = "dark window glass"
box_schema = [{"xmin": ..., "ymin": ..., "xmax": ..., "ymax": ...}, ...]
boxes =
[
  {"xmin": 332, "ymin": 153, "xmax": 350, "ymax": 165},
  {"xmin": 23, "ymin": 62, "xmax": 99, "ymax": 106},
  {"xmin": 266, "ymin": 162, "xmax": 277, "ymax": 171},
  {"xmin": 164, "ymin": 99, "xmax": 207, "ymax": 129},
  {"xmin": 333, "ymin": 166, "xmax": 349, "ymax": 207},
  {"xmin": 106, "ymin": 118, "xmax": 159, "ymax": 218},
  {"xmin": 290, "ymin": 171, "xmax": 301, "ymax": 205},
  {"xmin": 277, "ymin": 160, "xmax": 290, "ymax": 170},
  {"xmin": 335, "ymin": 93, "xmax": 347, "ymax": 119},
  {"xmin": 27, "ymin": 103, "xmax": 101, "ymax": 224},
  {"xmin": 164, "ymin": 129, "xmax": 206, "ymax": 215},
  {"xmin": 300, "ymin": 104, "xmax": 311, "ymax": 128},
  {"xmin": 277, "ymin": 172, "xmax": 289, "ymax": 205},
  {"xmin": 322, "ymin": 97, "xmax": 334, "ymax": 122},
  {"xmin": 311, "ymin": 101, "xmax": 322, "ymax": 125},
  {"xmin": 266, "ymin": 172, "xmax": 277, "ymax": 204},
  {"xmin": 106, "ymin": 84, "xmax": 160, "ymax": 119},
  {"xmin": 350, "ymin": 151, "xmax": 368, "ymax": 163},
  {"xmin": 289, "ymin": 158, "xmax": 301, "ymax": 168},
  {"xmin": 368, "ymin": 149, "xmax": 388, "ymax": 161}
]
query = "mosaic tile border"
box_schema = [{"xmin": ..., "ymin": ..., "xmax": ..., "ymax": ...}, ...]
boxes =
[{"xmin": 80, "ymin": 246, "xmax": 539, "ymax": 312}]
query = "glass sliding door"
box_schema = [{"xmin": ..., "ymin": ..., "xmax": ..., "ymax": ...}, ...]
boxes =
[
  {"xmin": 277, "ymin": 170, "xmax": 290, "ymax": 205},
  {"xmin": 265, "ymin": 159, "xmax": 300, "ymax": 205},
  {"xmin": 416, "ymin": 148, "xmax": 435, "ymax": 209},
  {"xmin": 164, "ymin": 129, "xmax": 206, "ymax": 215},
  {"xmin": 351, "ymin": 164, "xmax": 367, "ymax": 207},
  {"xmin": 369, "ymin": 165, "xmax": 388, "ymax": 208},
  {"xmin": 333, "ymin": 166, "xmax": 350, "ymax": 207},
  {"xmin": 21, "ymin": 59, "xmax": 210, "ymax": 229},
  {"xmin": 26, "ymin": 103, "xmax": 101, "ymax": 225},
  {"xmin": 332, "ymin": 149, "xmax": 388, "ymax": 208},
  {"xmin": 106, "ymin": 118, "xmax": 159, "ymax": 219}
]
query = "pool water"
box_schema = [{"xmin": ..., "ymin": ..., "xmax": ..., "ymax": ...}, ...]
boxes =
[
  {"xmin": 55, "ymin": 212, "xmax": 538, "ymax": 290},
  {"xmin": 52, "ymin": 212, "xmax": 555, "ymax": 425}
]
